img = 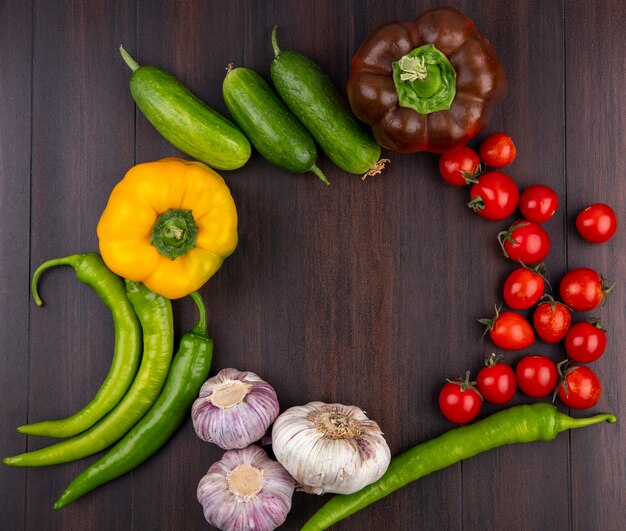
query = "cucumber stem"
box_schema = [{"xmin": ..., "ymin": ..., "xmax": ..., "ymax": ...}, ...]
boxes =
[
  {"xmin": 310, "ymin": 165, "xmax": 330, "ymax": 185},
  {"xmin": 119, "ymin": 46, "xmax": 140, "ymax": 72},
  {"xmin": 271, "ymin": 26, "xmax": 281, "ymax": 58}
]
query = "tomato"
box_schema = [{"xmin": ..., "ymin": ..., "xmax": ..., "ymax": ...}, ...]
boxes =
[
  {"xmin": 438, "ymin": 146, "xmax": 481, "ymax": 186},
  {"xmin": 438, "ymin": 372, "xmax": 482, "ymax": 424},
  {"xmin": 476, "ymin": 354, "xmax": 516, "ymax": 404},
  {"xmin": 478, "ymin": 132, "xmax": 517, "ymax": 168},
  {"xmin": 468, "ymin": 171, "xmax": 519, "ymax": 220},
  {"xmin": 575, "ymin": 203, "xmax": 618, "ymax": 244},
  {"xmin": 516, "ymin": 355, "xmax": 558, "ymax": 398},
  {"xmin": 559, "ymin": 268, "xmax": 612, "ymax": 311},
  {"xmin": 519, "ymin": 185, "xmax": 559, "ymax": 223},
  {"xmin": 498, "ymin": 220, "xmax": 551, "ymax": 264},
  {"xmin": 565, "ymin": 320, "xmax": 607, "ymax": 363},
  {"xmin": 503, "ymin": 265, "xmax": 546, "ymax": 310},
  {"xmin": 480, "ymin": 307, "xmax": 535, "ymax": 350},
  {"xmin": 556, "ymin": 363, "xmax": 601, "ymax": 409},
  {"xmin": 532, "ymin": 296, "xmax": 571, "ymax": 344}
]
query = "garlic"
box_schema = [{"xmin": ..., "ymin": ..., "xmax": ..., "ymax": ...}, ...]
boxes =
[
  {"xmin": 271, "ymin": 401, "xmax": 391, "ymax": 495},
  {"xmin": 191, "ymin": 368, "xmax": 279, "ymax": 449},
  {"xmin": 197, "ymin": 444, "xmax": 295, "ymax": 531}
]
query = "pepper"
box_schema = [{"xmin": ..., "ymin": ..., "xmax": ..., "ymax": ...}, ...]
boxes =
[
  {"xmin": 3, "ymin": 281, "xmax": 173, "ymax": 467},
  {"xmin": 347, "ymin": 6, "xmax": 508, "ymax": 153},
  {"xmin": 17, "ymin": 253, "xmax": 142, "ymax": 438},
  {"xmin": 97, "ymin": 157, "xmax": 238, "ymax": 300},
  {"xmin": 301, "ymin": 403, "xmax": 617, "ymax": 530},
  {"xmin": 54, "ymin": 291, "xmax": 213, "ymax": 509}
]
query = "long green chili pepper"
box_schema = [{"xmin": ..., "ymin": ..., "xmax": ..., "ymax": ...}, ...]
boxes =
[
  {"xmin": 54, "ymin": 291, "xmax": 213, "ymax": 509},
  {"xmin": 18, "ymin": 253, "xmax": 142, "ymax": 438},
  {"xmin": 3, "ymin": 281, "xmax": 173, "ymax": 467},
  {"xmin": 302, "ymin": 403, "xmax": 617, "ymax": 530}
]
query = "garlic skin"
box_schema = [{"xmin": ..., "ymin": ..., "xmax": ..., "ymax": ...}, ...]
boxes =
[
  {"xmin": 191, "ymin": 368, "xmax": 279, "ymax": 449},
  {"xmin": 197, "ymin": 444, "xmax": 295, "ymax": 531},
  {"xmin": 271, "ymin": 401, "xmax": 391, "ymax": 495}
]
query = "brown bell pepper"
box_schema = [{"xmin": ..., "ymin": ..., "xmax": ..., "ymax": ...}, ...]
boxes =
[{"xmin": 347, "ymin": 6, "xmax": 507, "ymax": 154}]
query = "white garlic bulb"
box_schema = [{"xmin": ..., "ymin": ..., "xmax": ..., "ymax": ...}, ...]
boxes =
[
  {"xmin": 191, "ymin": 368, "xmax": 279, "ymax": 449},
  {"xmin": 197, "ymin": 444, "xmax": 295, "ymax": 531},
  {"xmin": 271, "ymin": 401, "xmax": 391, "ymax": 495}
]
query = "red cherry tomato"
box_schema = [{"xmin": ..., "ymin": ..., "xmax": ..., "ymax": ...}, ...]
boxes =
[
  {"xmin": 559, "ymin": 268, "xmax": 612, "ymax": 311},
  {"xmin": 438, "ymin": 147, "xmax": 481, "ymax": 186},
  {"xmin": 556, "ymin": 363, "xmax": 601, "ymax": 409},
  {"xmin": 565, "ymin": 320, "xmax": 607, "ymax": 363},
  {"xmin": 519, "ymin": 185, "xmax": 559, "ymax": 223},
  {"xmin": 476, "ymin": 354, "xmax": 517, "ymax": 405},
  {"xmin": 575, "ymin": 203, "xmax": 618, "ymax": 244},
  {"xmin": 480, "ymin": 307, "xmax": 535, "ymax": 350},
  {"xmin": 498, "ymin": 220, "xmax": 551, "ymax": 265},
  {"xmin": 468, "ymin": 172, "xmax": 519, "ymax": 220},
  {"xmin": 438, "ymin": 372, "xmax": 482, "ymax": 424},
  {"xmin": 479, "ymin": 132, "xmax": 517, "ymax": 168},
  {"xmin": 516, "ymin": 355, "xmax": 558, "ymax": 398},
  {"xmin": 503, "ymin": 265, "xmax": 546, "ymax": 310},
  {"xmin": 532, "ymin": 296, "xmax": 571, "ymax": 344}
]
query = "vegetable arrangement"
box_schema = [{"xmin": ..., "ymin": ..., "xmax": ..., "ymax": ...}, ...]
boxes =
[{"xmin": 4, "ymin": 4, "xmax": 619, "ymax": 530}]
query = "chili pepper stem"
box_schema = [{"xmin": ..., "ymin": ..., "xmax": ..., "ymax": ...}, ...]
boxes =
[
  {"xmin": 556, "ymin": 411, "xmax": 617, "ymax": 432},
  {"xmin": 31, "ymin": 254, "xmax": 85, "ymax": 306},
  {"xmin": 189, "ymin": 291, "xmax": 208, "ymax": 337},
  {"xmin": 271, "ymin": 26, "xmax": 281, "ymax": 57},
  {"xmin": 119, "ymin": 46, "xmax": 140, "ymax": 72}
]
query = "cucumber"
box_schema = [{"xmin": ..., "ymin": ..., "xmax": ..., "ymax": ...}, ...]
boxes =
[
  {"xmin": 270, "ymin": 27, "xmax": 387, "ymax": 177},
  {"xmin": 119, "ymin": 47, "xmax": 251, "ymax": 171},
  {"xmin": 222, "ymin": 65, "xmax": 329, "ymax": 184}
]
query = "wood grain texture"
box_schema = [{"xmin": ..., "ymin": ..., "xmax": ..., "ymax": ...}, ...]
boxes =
[
  {"xmin": 0, "ymin": 2, "xmax": 32, "ymax": 529},
  {"xmin": 0, "ymin": 1, "xmax": 624, "ymax": 530}
]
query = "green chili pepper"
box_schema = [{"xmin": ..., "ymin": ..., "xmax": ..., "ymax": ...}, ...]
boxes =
[
  {"xmin": 3, "ymin": 281, "xmax": 173, "ymax": 467},
  {"xmin": 54, "ymin": 291, "xmax": 213, "ymax": 509},
  {"xmin": 302, "ymin": 403, "xmax": 617, "ymax": 530},
  {"xmin": 17, "ymin": 253, "xmax": 142, "ymax": 438}
]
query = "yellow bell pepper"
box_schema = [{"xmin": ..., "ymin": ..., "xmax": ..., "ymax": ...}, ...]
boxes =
[{"xmin": 97, "ymin": 158, "xmax": 238, "ymax": 299}]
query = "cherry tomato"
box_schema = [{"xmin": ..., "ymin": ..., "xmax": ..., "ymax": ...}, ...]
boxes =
[
  {"xmin": 478, "ymin": 132, "xmax": 517, "ymax": 168},
  {"xmin": 498, "ymin": 220, "xmax": 551, "ymax": 265},
  {"xmin": 575, "ymin": 203, "xmax": 618, "ymax": 244},
  {"xmin": 480, "ymin": 307, "xmax": 535, "ymax": 350},
  {"xmin": 559, "ymin": 268, "xmax": 612, "ymax": 311},
  {"xmin": 532, "ymin": 296, "xmax": 571, "ymax": 344},
  {"xmin": 468, "ymin": 171, "xmax": 519, "ymax": 220},
  {"xmin": 565, "ymin": 320, "xmax": 607, "ymax": 363},
  {"xmin": 516, "ymin": 355, "xmax": 558, "ymax": 398},
  {"xmin": 519, "ymin": 185, "xmax": 559, "ymax": 223},
  {"xmin": 503, "ymin": 265, "xmax": 546, "ymax": 310},
  {"xmin": 476, "ymin": 354, "xmax": 516, "ymax": 404},
  {"xmin": 438, "ymin": 372, "xmax": 482, "ymax": 424},
  {"xmin": 556, "ymin": 363, "xmax": 601, "ymax": 409},
  {"xmin": 438, "ymin": 146, "xmax": 481, "ymax": 186}
]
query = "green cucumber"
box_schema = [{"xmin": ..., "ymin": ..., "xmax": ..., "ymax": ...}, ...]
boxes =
[
  {"xmin": 270, "ymin": 27, "xmax": 387, "ymax": 178},
  {"xmin": 119, "ymin": 47, "xmax": 251, "ymax": 171},
  {"xmin": 222, "ymin": 65, "xmax": 329, "ymax": 184}
]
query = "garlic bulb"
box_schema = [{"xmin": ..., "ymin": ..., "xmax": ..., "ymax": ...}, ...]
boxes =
[
  {"xmin": 191, "ymin": 368, "xmax": 279, "ymax": 449},
  {"xmin": 197, "ymin": 444, "xmax": 295, "ymax": 531},
  {"xmin": 271, "ymin": 401, "xmax": 391, "ymax": 495}
]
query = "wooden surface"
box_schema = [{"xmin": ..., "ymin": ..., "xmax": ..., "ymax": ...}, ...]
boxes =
[{"xmin": 1, "ymin": 1, "xmax": 624, "ymax": 529}]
